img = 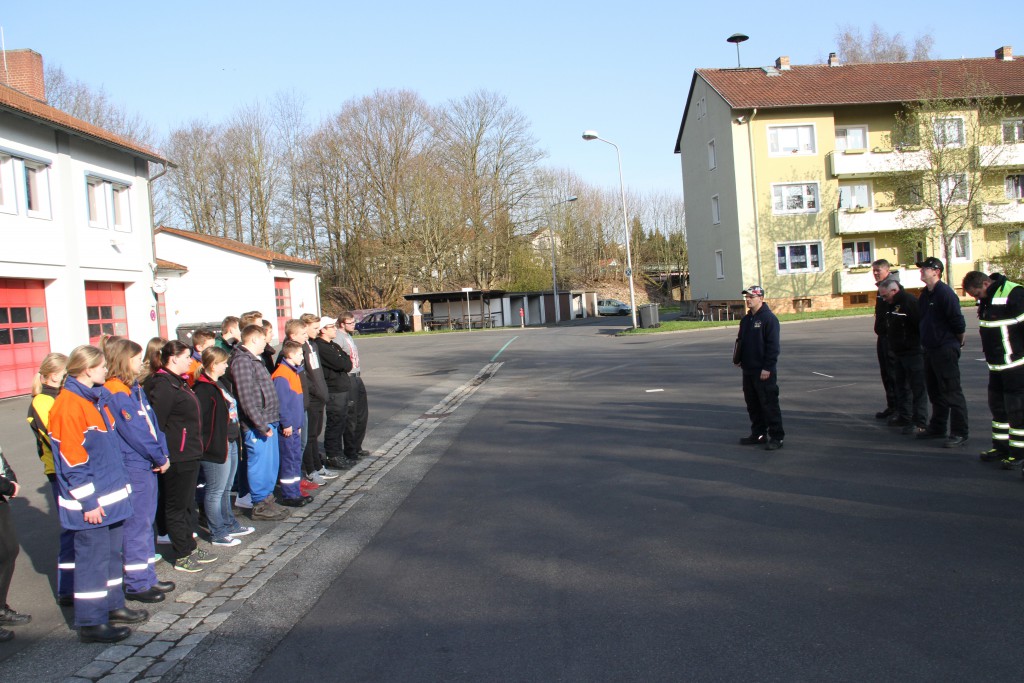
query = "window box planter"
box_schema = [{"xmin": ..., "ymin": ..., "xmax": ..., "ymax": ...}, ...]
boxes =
[
  {"xmin": 844, "ymin": 207, "xmax": 869, "ymax": 213},
  {"xmin": 872, "ymin": 147, "xmax": 893, "ymax": 154},
  {"xmin": 875, "ymin": 206, "xmax": 897, "ymax": 212},
  {"xmin": 842, "ymin": 149, "xmax": 867, "ymax": 155}
]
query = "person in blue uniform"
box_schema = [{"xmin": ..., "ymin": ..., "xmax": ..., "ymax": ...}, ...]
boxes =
[
  {"xmin": 50, "ymin": 345, "xmax": 148, "ymax": 644},
  {"xmin": 273, "ymin": 341, "xmax": 310, "ymax": 507}
]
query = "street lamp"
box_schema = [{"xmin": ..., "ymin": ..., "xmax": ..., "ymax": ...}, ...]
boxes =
[
  {"xmin": 549, "ymin": 196, "xmax": 577, "ymax": 323},
  {"xmin": 581, "ymin": 130, "xmax": 638, "ymax": 329}
]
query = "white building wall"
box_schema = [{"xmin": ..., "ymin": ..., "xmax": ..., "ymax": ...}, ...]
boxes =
[
  {"xmin": 0, "ymin": 111, "xmax": 158, "ymax": 354},
  {"xmin": 154, "ymin": 232, "xmax": 320, "ymax": 339}
]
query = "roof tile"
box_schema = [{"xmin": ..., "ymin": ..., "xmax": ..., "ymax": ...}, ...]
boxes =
[{"xmin": 155, "ymin": 226, "xmax": 321, "ymax": 269}]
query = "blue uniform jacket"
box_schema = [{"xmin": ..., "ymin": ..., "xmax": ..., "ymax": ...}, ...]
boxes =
[
  {"xmin": 271, "ymin": 360, "xmax": 305, "ymax": 433},
  {"xmin": 49, "ymin": 377, "xmax": 133, "ymax": 530},
  {"xmin": 918, "ymin": 280, "xmax": 966, "ymax": 350},
  {"xmin": 104, "ymin": 378, "xmax": 170, "ymax": 471}
]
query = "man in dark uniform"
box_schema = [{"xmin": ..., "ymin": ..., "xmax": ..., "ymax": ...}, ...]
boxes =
[
  {"xmin": 963, "ymin": 270, "xmax": 1024, "ymax": 470},
  {"xmin": 872, "ymin": 259, "xmax": 900, "ymax": 419},
  {"xmin": 916, "ymin": 257, "xmax": 968, "ymax": 447},
  {"xmin": 879, "ymin": 279, "xmax": 927, "ymax": 434},
  {"xmin": 734, "ymin": 285, "xmax": 784, "ymax": 450}
]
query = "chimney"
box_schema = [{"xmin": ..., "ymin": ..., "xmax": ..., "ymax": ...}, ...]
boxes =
[
  {"xmin": 828, "ymin": 52, "xmax": 841, "ymax": 67},
  {"xmin": 996, "ymin": 46, "xmax": 1013, "ymax": 61},
  {"xmin": 1, "ymin": 49, "xmax": 46, "ymax": 101},
  {"xmin": 775, "ymin": 56, "xmax": 791, "ymax": 71}
]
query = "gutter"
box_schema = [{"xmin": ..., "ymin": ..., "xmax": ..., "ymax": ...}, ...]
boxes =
[{"xmin": 745, "ymin": 108, "xmax": 762, "ymax": 283}]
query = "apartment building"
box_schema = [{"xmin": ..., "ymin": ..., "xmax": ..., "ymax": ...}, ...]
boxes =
[
  {"xmin": 674, "ymin": 47, "xmax": 1024, "ymax": 313},
  {"xmin": 0, "ymin": 49, "xmax": 168, "ymax": 398}
]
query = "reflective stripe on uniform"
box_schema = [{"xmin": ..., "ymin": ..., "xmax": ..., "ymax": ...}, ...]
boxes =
[
  {"xmin": 124, "ymin": 563, "xmax": 149, "ymax": 572},
  {"xmin": 74, "ymin": 591, "xmax": 107, "ymax": 600},
  {"xmin": 57, "ymin": 563, "xmax": 75, "ymax": 569},
  {"xmin": 107, "ymin": 578, "xmax": 123, "ymax": 587},
  {"xmin": 69, "ymin": 482, "xmax": 96, "ymax": 500}
]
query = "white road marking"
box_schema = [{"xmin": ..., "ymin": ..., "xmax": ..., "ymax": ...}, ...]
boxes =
[
  {"xmin": 812, "ymin": 371, "xmax": 834, "ymax": 378},
  {"xmin": 645, "ymin": 389, "xmax": 665, "ymax": 393},
  {"xmin": 807, "ymin": 382, "xmax": 857, "ymax": 393}
]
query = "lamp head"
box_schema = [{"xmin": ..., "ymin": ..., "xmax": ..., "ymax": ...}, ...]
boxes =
[
  {"xmin": 582, "ymin": 131, "xmax": 599, "ymax": 141},
  {"xmin": 567, "ymin": 196, "xmax": 578, "ymax": 202}
]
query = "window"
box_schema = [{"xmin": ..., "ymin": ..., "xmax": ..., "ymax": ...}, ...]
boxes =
[
  {"xmin": 1009, "ymin": 231, "xmax": 1024, "ymax": 250},
  {"xmin": 1003, "ymin": 119, "xmax": 1024, "ymax": 144},
  {"xmin": 0, "ymin": 153, "xmax": 51, "ymax": 218},
  {"xmin": 939, "ymin": 174, "xmax": 968, "ymax": 204},
  {"xmin": 933, "ymin": 117, "xmax": 965, "ymax": 148},
  {"xmin": 951, "ymin": 233, "xmax": 971, "ymax": 262},
  {"xmin": 711, "ymin": 195, "xmax": 720, "ymax": 224},
  {"xmin": 768, "ymin": 124, "xmax": 816, "ymax": 155},
  {"xmin": 1006, "ymin": 175, "xmax": 1024, "ymax": 200},
  {"xmin": 715, "ymin": 250, "xmax": 724, "ymax": 279},
  {"xmin": 897, "ymin": 182, "xmax": 924, "ymax": 206},
  {"xmin": 772, "ymin": 182, "xmax": 819, "ymax": 214},
  {"xmin": 835, "ymin": 126, "xmax": 867, "ymax": 151},
  {"xmin": 86, "ymin": 176, "xmax": 132, "ymax": 231},
  {"xmin": 777, "ymin": 242, "xmax": 823, "ymax": 274},
  {"xmin": 842, "ymin": 240, "xmax": 873, "ymax": 267},
  {"xmin": 839, "ymin": 182, "xmax": 872, "ymax": 210},
  {"xmin": 708, "ymin": 140, "xmax": 716, "ymax": 170},
  {"xmin": 274, "ymin": 278, "xmax": 292, "ymax": 341}
]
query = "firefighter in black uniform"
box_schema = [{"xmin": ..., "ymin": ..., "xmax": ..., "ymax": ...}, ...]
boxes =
[{"xmin": 963, "ymin": 270, "xmax": 1024, "ymax": 471}]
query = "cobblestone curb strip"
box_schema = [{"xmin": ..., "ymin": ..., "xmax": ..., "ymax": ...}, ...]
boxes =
[{"xmin": 63, "ymin": 362, "xmax": 504, "ymax": 683}]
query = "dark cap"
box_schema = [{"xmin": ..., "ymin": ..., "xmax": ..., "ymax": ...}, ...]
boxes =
[
  {"xmin": 741, "ymin": 285, "xmax": 765, "ymax": 297},
  {"xmin": 916, "ymin": 257, "xmax": 944, "ymax": 272}
]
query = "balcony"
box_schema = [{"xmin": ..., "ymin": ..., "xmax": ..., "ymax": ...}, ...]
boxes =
[
  {"xmin": 832, "ymin": 207, "xmax": 933, "ymax": 235},
  {"xmin": 836, "ymin": 267, "xmax": 925, "ymax": 294},
  {"xmin": 828, "ymin": 149, "xmax": 931, "ymax": 177},
  {"xmin": 976, "ymin": 200, "xmax": 1024, "ymax": 225},
  {"xmin": 978, "ymin": 144, "xmax": 1024, "ymax": 168}
]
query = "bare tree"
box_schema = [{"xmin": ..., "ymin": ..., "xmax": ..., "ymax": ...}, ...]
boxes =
[
  {"xmin": 834, "ymin": 24, "xmax": 934, "ymax": 63},
  {"xmin": 44, "ymin": 65, "xmax": 156, "ymax": 147}
]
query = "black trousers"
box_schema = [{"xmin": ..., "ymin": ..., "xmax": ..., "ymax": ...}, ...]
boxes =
[
  {"xmin": 988, "ymin": 367, "xmax": 1024, "ymax": 455},
  {"xmin": 892, "ymin": 351, "xmax": 928, "ymax": 426},
  {"xmin": 0, "ymin": 503, "xmax": 18, "ymax": 608},
  {"xmin": 923, "ymin": 345, "xmax": 969, "ymax": 437},
  {"xmin": 344, "ymin": 375, "xmax": 369, "ymax": 457},
  {"xmin": 161, "ymin": 460, "xmax": 200, "ymax": 560},
  {"xmin": 877, "ymin": 335, "xmax": 897, "ymax": 411},
  {"xmin": 742, "ymin": 371, "xmax": 784, "ymax": 441},
  {"xmin": 324, "ymin": 391, "xmax": 350, "ymax": 460},
  {"xmin": 303, "ymin": 399, "xmax": 326, "ymax": 475}
]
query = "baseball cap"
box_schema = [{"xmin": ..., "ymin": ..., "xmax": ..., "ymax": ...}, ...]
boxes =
[
  {"xmin": 318, "ymin": 316, "xmax": 337, "ymax": 327},
  {"xmin": 741, "ymin": 285, "xmax": 765, "ymax": 297},
  {"xmin": 916, "ymin": 257, "xmax": 944, "ymax": 272}
]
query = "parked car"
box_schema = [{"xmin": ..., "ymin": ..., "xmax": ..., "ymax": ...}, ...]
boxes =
[
  {"xmin": 354, "ymin": 309, "xmax": 412, "ymax": 334},
  {"xmin": 597, "ymin": 299, "xmax": 631, "ymax": 316}
]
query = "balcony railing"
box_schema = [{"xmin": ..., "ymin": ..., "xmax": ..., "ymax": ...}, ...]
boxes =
[
  {"xmin": 975, "ymin": 200, "xmax": 1024, "ymax": 225},
  {"xmin": 977, "ymin": 144, "xmax": 1024, "ymax": 168},
  {"xmin": 832, "ymin": 207, "xmax": 933, "ymax": 235},
  {"xmin": 828, "ymin": 149, "xmax": 931, "ymax": 177},
  {"xmin": 836, "ymin": 267, "xmax": 925, "ymax": 294}
]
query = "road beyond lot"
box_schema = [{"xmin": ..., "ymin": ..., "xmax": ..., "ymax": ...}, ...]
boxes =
[{"xmin": 2, "ymin": 315, "xmax": 1022, "ymax": 681}]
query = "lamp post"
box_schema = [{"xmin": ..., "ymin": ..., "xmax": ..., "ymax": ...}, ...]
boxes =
[
  {"xmin": 549, "ymin": 196, "xmax": 577, "ymax": 323},
  {"xmin": 582, "ymin": 131, "xmax": 638, "ymax": 329}
]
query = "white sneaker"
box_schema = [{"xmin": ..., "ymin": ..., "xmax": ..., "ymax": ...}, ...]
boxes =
[
  {"xmin": 211, "ymin": 536, "xmax": 241, "ymax": 547},
  {"xmin": 156, "ymin": 534, "xmax": 171, "ymax": 545},
  {"xmin": 228, "ymin": 526, "xmax": 255, "ymax": 538},
  {"xmin": 307, "ymin": 471, "xmax": 327, "ymax": 485},
  {"xmin": 316, "ymin": 467, "xmax": 339, "ymax": 481},
  {"xmin": 234, "ymin": 493, "xmax": 253, "ymax": 509}
]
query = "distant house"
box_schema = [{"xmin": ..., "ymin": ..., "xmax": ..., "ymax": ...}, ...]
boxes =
[
  {"xmin": 0, "ymin": 49, "xmax": 168, "ymax": 398},
  {"xmin": 154, "ymin": 227, "xmax": 322, "ymax": 342}
]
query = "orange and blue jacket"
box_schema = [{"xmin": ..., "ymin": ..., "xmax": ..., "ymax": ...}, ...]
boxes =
[
  {"xmin": 49, "ymin": 376, "xmax": 133, "ymax": 530},
  {"xmin": 104, "ymin": 377, "xmax": 169, "ymax": 471},
  {"xmin": 271, "ymin": 360, "xmax": 304, "ymax": 434}
]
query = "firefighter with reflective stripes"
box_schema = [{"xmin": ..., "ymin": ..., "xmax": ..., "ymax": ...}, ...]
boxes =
[
  {"xmin": 272, "ymin": 341, "xmax": 310, "ymax": 507},
  {"xmin": 963, "ymin": 271, "xmax": 1024, "ymax": 471},
  {"xmin": 49, "ymin": 345, "xmax": 148, "ymax": 644}
]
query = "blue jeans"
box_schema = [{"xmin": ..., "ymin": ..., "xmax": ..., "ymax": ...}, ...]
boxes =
[{"xmin": 201, "ymin": 441, "xmax": 242, "ymax": 539}]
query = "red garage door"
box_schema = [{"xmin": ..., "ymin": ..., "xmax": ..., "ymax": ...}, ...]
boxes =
[
  {"xmin": 0, "ymin": 278, "xmax": 50, "ymax": 399},
  {"xmin": 85, "ymin": 281, "xmax": 129, "ymax": 344}
]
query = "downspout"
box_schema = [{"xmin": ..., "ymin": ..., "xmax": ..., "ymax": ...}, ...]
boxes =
[
  {"xmin": 746, "ymin": 108, "xmax": 762, "ymax": 283},
  {"xmin": 147, "ymin": 161, "xmax": 169, "ymax": 266}
]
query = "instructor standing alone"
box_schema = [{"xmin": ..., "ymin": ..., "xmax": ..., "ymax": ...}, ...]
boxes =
[{"xmin": 735, "ymin": 285, "xmax": 784, "ymax": 451}]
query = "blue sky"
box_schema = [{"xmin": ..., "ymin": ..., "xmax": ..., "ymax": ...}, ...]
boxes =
[{"xmin": 0, "ymin": 3, "xmax": 1011, "ymax": 195}]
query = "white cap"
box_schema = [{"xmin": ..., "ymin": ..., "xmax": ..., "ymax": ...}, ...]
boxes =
[{"xmin": 318, "ymin": 316, "xmax": 337, "ymax": 327}]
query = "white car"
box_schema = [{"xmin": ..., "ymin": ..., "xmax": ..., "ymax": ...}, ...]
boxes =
[{"xmin": 597, "ymin": 299, "xmax": 631, "ymax": 316}]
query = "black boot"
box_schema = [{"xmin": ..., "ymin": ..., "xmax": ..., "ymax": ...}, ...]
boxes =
[
  {"xmin": 125, "ymin": 588, "xmax": 165, "ymax": 603},
  {"xmin": 108, "ymin": 607, "xmax": 149, "ymax": 624},
  {"xmin": 79, "ymin": 624, "xmax": 131, "ymax": 643}
]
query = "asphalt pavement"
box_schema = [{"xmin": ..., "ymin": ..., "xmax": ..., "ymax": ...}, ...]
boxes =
[{"xmin": 2, "ymin": 314, "xmax": 1023, "ymax": 681}]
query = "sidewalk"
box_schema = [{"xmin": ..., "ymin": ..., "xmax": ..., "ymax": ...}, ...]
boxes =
[{"xmin": 0, "ymin": 362, "xmax": 498, "ymax": 682}]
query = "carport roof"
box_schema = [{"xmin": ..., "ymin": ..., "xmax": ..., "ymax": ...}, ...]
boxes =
[{"xmin": 404, "ymin": 289, "xmax": 506, "ymax": 303}]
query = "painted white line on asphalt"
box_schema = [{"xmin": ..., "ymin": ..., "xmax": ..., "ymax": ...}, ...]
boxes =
[
  {"xmin": 807, "ymin": 382, "xmax": 856, "ymax": 393},
  {"xmin": 812, "ymin": 371, "xmax": 834, "ymax": 378},
  {"xmin": 645, "ymin": 389, "xmax": 664, "ymax": 393}
]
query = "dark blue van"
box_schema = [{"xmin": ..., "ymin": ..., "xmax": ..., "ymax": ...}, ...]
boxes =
[{"xmin": 354, "ymin": 309, "xmax": 411, "ymax": 334}]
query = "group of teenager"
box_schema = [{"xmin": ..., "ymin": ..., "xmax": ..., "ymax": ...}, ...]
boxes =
[
  {"xmin": 0, "ymin": 309, "xmax": 370, "ymax": 645},
  {"xmin": 875, "ymin": 256, "xmax": 1024, "ymax": 475}
]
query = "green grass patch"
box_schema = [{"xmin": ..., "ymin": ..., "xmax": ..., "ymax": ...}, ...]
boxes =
[{"xmin": 625, "ymin": 306, "xmax": 873, "ymax": 334}]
